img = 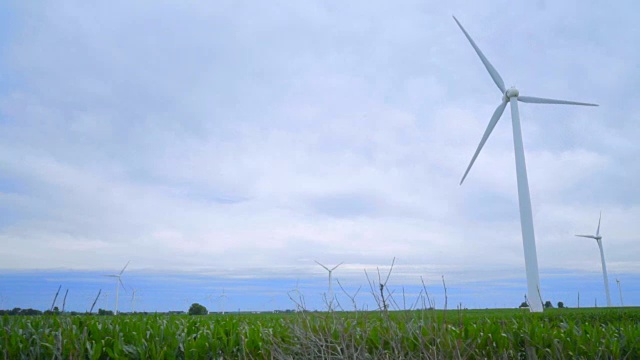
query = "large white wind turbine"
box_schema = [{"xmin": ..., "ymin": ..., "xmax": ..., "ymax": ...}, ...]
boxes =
[
  {"xmin": 105, "ymin": 261, "xmax": 129, "ymax": 315},
  {"xmin": 453, "ymin": 16, "xmax": 598, "ymax": 312},
  {"xmin": 315, "ymin": 260, "xmax": 343, "ymax": 311},
  {"xmin": 576, "ymin": 213, "xmax": 611, "ymax": 307}
]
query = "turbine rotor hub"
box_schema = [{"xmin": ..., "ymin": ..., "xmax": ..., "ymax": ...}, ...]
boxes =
[{"xmin": 505, "ymin": 87, "xmax": 519, "ymax": 98}]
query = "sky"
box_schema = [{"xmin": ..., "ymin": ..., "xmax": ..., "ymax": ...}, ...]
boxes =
[{"xmin": 0, "ymin": 1, "xmax": 639, "ymax": 312}]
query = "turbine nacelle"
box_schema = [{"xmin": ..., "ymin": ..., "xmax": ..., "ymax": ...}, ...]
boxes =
[
  {"xmin": 575, "ymin": 212, "xmax": 603, "ymax": 241},
  {"xmin": 505, "ymin": 87, "xmax": 519, "ymax": 98}
]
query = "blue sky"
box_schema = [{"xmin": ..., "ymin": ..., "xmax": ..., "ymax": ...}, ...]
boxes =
[
  {"xmin": 1, "ymin": 0, "xmax": 639, "ymax": 312},
  {"xmin": 0, "ymin": 270, "xmax": 635, "ymax": 312}
]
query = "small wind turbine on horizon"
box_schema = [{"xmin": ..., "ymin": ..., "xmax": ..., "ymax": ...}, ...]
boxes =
[
  {"xmin": 576, "ymin": 213, "xmax": 611, "ymax": 307},
  {"xmin": 616, "ymin": 279, "xmax": 624, "ymax": 306},
  {"xmin": 315, "ymin": 260, "xmax": 343, "ymax": 311},
  {"xmin": 208, "ymin": 289, "xmax": 228, "ymax": 314},
  {"xmin": 218, "ymin": 289, "xmax": 228, "ymax": 314},
  {"xmin": 104, "ymin": 261, "xmax": 130, "ymax": 315},
  {"xmin": 453, "ymin": 16, "xmax": 598, "ymax": 312},
  {"xmin": 130, "ymin": 288, "xmax": 137, "ymax": 313}
]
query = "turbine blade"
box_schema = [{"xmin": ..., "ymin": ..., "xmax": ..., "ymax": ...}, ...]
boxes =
[
  {"xmin": 314, "ymin": 260, "xmax": 330, "ymax": 272},
  {"xmin": 120, "ymin": 261, "xmax": 130, "ymax": 275},
  {"xmin": 596, "ymin": 211, "xmax": 601, "ymax": 236},
  {"xmin": 517, "ymin": 96, "xmax": 598, "ymax": 106},
  {"xmin": 460, "ymin": 100, "xmax": 508, "ymax": 185},
  {"xmin": 575, "ymin": 234, "xmax": 597, "ymax": 239},
  {"xmin": 330, "ymin": 262, "xmax": 344, "ymax": 271},
  {"xmin": 453, "ymin": 16, "xmax": 506, "ymax": 93},
  {"xmin": 119, "ymin": 278, "xmax": 127, "ymax": 292}
]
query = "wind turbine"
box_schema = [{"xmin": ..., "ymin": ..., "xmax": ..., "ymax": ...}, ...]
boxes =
[
  {"xmin": 105, "ymin": 261, "xmax": 129, "ymax": 315},
  {"xmin": 315, "ymin": 260, "xmax": 343, "ymax": 311},
  {"xmin": 262, "ymin": 295, "xmax": 276, "ymax": 312},
  {"xmin": 616, "ymin": 279, "xmax": 623, "ymax": 306},
  {"xmin": 218, "ymin": 289, "xmax": 228, "ymax": 314},
  {"xmin": 453, "ymin": 16, "xmax": 598, "ymax": 312},
  {"xmin": 576, "ymin": 213, "xmax": 611, "ymax": 307},
  {"xmin": 208, "ymin": 289, "xmax": 228, "ymax": 314},
  {"xmin": 130, "ymin": 288, "xmax": 137, "ymax": 313}
]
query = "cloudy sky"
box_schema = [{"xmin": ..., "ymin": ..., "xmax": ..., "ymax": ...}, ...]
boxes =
[{"xmin": 1, "ymin": 1, "xmax": 639, "ymax": 311}]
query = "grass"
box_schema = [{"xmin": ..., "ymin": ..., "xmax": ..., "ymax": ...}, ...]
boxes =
[{"xmin": 2, "ymin": 307, "xmax": 639, "ymax": 359}]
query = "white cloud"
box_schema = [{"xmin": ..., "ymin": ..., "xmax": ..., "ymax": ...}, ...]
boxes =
[{"xmin": 1, "ymin": 0, "xmax": 639, "ymax": 297}]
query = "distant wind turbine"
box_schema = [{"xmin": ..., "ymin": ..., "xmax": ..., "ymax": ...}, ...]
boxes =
[
  {"xmin": 315, "ymin": 260, "xmax": 343, "ymax": 311},
  {"xmin": 576, "ymin": 212, "xmax": 611, "ymax": 307},
  {"xmin": 130, "ymin": 288, "xmax": 137, "ymax": 313},
  {"xmin": 616, "ymin": 279, "xmax": 624, "ymax": 306},
  {"xmin": 104, "ymin": 261, "xmax": 130, "ymax": 315},
  {"xmin": 263, "ymin": 295, "xmax": 276, "ymax": 312},
  {"xmin": 218, "ymin": 289, "xmax": 228, "ymax": 314},
  {"xmin": 207, "ymin": 290, "xmax": 227, "ymax": 314},
  {"xmin": 453, "ymin": 16, "xmax": 598, "ymax": 312}
]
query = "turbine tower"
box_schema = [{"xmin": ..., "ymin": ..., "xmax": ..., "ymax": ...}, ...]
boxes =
[
  {"xmin": 315, "ymin": 260, "xmax": 343, "ymax": 311},
  {"xmin": 576, "ymin": 213, "xmax": 611, "ymax": 307},
  {"xmin": 105, "ymin": 261, "xmax": 130, "ymax": 315},
  {"xmin": 453, "ymin": 16, "xmax": 598, "ymax": 312}
]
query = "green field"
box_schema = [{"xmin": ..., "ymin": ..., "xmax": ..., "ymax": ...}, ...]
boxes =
[{"xmin": 2, "ymin": 308, "xmax": 639, "ymax": 359}]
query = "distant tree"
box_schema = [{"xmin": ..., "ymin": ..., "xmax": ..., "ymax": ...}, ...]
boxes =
[
  {"xmin": 544, "ymin": 301, "xmax": 554, "ymax": 309},
  {"xmin": 1, "ymin": 308, "xmax": 42, "ymax": 316},
  {"xmin": 557, "ymin": 301, "xmax": 565, "ymax": 308},
  {"xmin": 519, "ymin": 302, "xmax": 529, "ymax": 308},
  {"xmin": 98, "ymin": 308, "xmax": 114, "ymax": 316},
  {"xmin": 188, "ymin": 303, "xmax": 208, "ymax": 315}
]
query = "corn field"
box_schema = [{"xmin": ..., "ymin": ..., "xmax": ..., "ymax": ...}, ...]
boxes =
[{"xmin": 1, "ymin": 308, "xmax": 639, "ymax": 359}]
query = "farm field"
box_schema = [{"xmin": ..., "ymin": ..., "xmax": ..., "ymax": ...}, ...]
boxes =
[{"xmin": 2, "ymin": 307, "xmax": 639, "ymax": 359}]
